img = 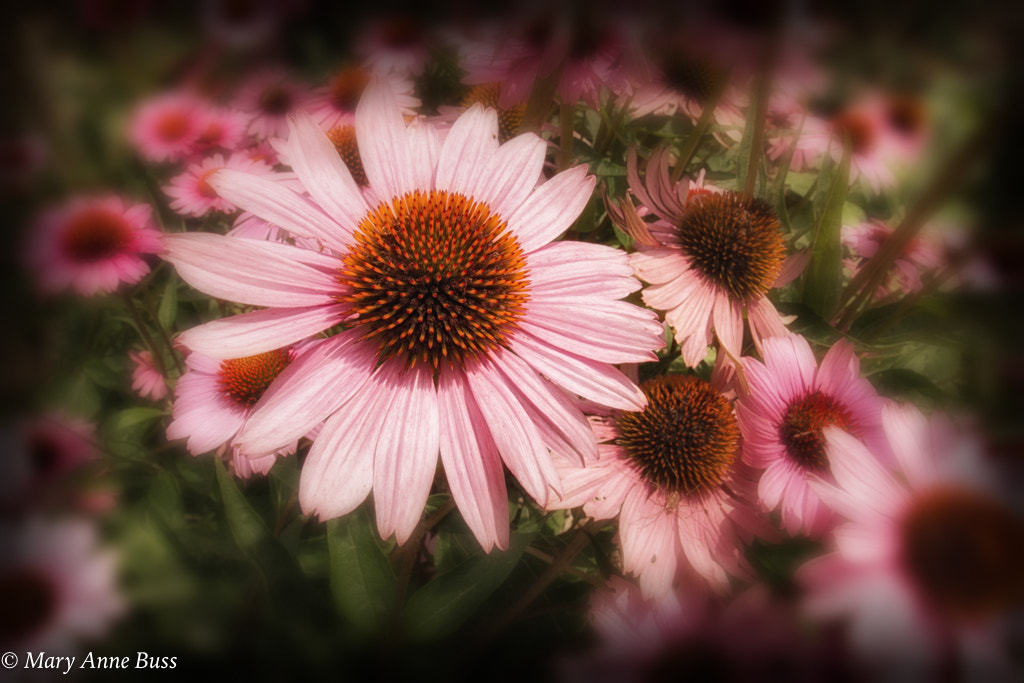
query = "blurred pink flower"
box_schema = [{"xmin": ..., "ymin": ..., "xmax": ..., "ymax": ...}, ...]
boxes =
[
  {"xmin": 306, "ymin": 66, "xmax": 419, "ymax": 132},
  {"xmin": 164, "ymin": 153, "xmax": 275, "ymax": 217},
  {"xmin": 24, "ymin": 195, "xmax": 163, "ymax": 296},
  {"xmin": 736, "ymin": 335, "xmax": 888, "ymax": 536},
  {"xmin": 187, "ymin": 105, "xmax": 250, "ymax": 158},
  {"xmin": 128, "ymin": 349, "xmax": 167, "ymax": 401},
  {"xmin": 548, "ymin": 374, "xmax": 768, "ymax": 598},
  {"xmin": 129, "ymin": 91, "xmax": 204, "ymax": 163},
  {"xmin": 0, "ymin": 414, "xmax": 98, "ymax": 511},
  {"xmin": 0, "ymin": 517, "xmax": 126, "ymax": 654},
  {"xmin": 162, "ymin": 85, "xmax": 662, "ymax": 550},
  {"xmin": 842, "ymin": 220, "xmax": 944, "ymax": 301},
  {"xmin": 608, "ymin": 147, "xmax": 804, "ymax": 367},
  {"xmin": 233, "ymin": 69, "xmax": 316, "ymax": 141},
  {"xmin": 801, "ymin": 403, "xmax": 1024, "ymax": 678}
]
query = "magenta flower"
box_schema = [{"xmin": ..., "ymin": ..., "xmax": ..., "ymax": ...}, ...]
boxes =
[
  {"xmin": 25, "ymin": 195, "xmax": 163, "ymax": 296},
  {"xmin": 162, "ymin": 85, "xmax": 663, "ymax": 550},
  {"xmin": 128, "ymin": 349, "xmax": 167, "ymax": 401},
  {"xmin": 736, "ymin": 335, "xmax": 888, "ymax": 536},
  {"xmin": 548, "ymin": 374, "xmax": 768, "ymax": 598},
  {"xmin": 801, "ymin": 403, "xmax": 1024, "ymax": 678},
  {"xmin": 164, "ymin": 153, "xmax": 275, "ymax": 217},
  {"xmin": 129, "ymin": 91, "xmax": 204, "ymax": 163}
]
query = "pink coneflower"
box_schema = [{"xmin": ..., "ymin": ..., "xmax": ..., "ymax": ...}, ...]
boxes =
[
  {"xmin": 608, "ymin": 147, "xmax": 802, "ymax": 367},
  {"xmin": 801, "ymin": 403, "xmax": 1024, "ymax": 678},
  {"xmin": 129, "ymin": 91, "xmax": 204, "ymax": 163},
  {"xmin": 166, "ymin": 345, "xmax": 309, "ymax": 477},
  {"xmin": 164, "ymin": 153, "xmax": 274, "ymax": 217},
  {"xmin": 0, "ymin": 517, "xmax": 125, "ymax": 653},
  {"xmin": 306, "ymin": 66, "xmax": 419, "ymax": 132},
  {"xmin": 128, "ymin": 349, "xmax": 167, "ymax": 401},
  {"xmin": 842, "ymin": 220, "xmax": 944, "ymax": 301},
  {"xmin": 233, "ymin": 69, "xmax": 315, "ymax": 141},
  {"xmin": 25, "ymin": 195, "xmax": 163, "ymax": 296},
  {"xmin": 548, "ymin": 374, "xmax": 767, "ymax": 598},
  {"xmin": 162, "ymin": 85, "xmax": 663, "ymax": 550},
  {"xmin": 187, "ymin": 105, "xmax": 250, "ymax": 158},
  {"xmin": 736, "ymin": 335, "xmax": 888, "ymax": 536},
  {"xmin": 0, "ymin": 414, "xmax": 97, "ymax": 511},
  {"xmin": 353, "ymin": 14, "xmax": 435, "ymax": 77}
]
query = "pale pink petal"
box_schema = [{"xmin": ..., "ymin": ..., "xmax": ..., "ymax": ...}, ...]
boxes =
[
  {"xmin": 523, "ymin": 297, "xmax": 663, "ymax": 364},
  {"xmin": 881, "ymin": 402, "xmax": 939, "ymax": 490},
  {"xmin": 712, "ymin": 294, "xmax": 744, "ymax": 360},
  {"xmin": 162, "ymin": 233, "xmax": 339, "ymax": 308},
  {"xmin": 511, "ymin": 332, "xmax": 646, "ymax": 411},
  {"xmin": 526, "ymin": 241, "xmax": 640, "ymax": 299},
  {"xmin": 178, "ymin": 305, "xmax": 346, "ymax": 359},
  {"xmin": 466, "ymin": 359, "xmax": 562, "ymax": 507},
  {"xmin": 506, "ymin": 166, "xmax": 596, "ymax": 253},
  {"xmin": 814, "ymin": 338, "xmax": 861, "ymax": 396},
  {"xmin": 630, "ymin": 249, "xmax": 690, "ymax": 285},
  {"xmin": 758, "ymin": 459, "xmax": 795, "ymax": 510},
  {"xmin": 372, "ymin": 362, "xmax": 440, "ymax": 544},
  {"xmin": 619, "ymin": 487, "xmax": 679, "ymax": 599},
  {"xmin": 437, "ymin": 367, "xmax": 510, "ymax": 552},
  {"xmin": 642, "ymin": 271, "xmax": 701, "ymax": 311},
  {"xmin": 818, "ymin": 426, "xmax": 907, "ymax": 519},
  {"xmin": 209, "ymin": 169, "xmax": 350, "ymax": 250},
  {"xmin": 761, "ymin": 335, "xmax": 817, "ymax": 400},
  {"xmin": 356, "ymin": 84, "xmax": 419, "ymax": 199},
  {"xmin": 747, "ymin": 297, "xmax": 792, "ymax": 353},
  {"xmin": 435, "ymin": 104, "xmax": 500, "ymax": 198},
  {"xmin": 551, "ymin": 452, "xmax": 635, "ymax": 519},
  {"xmin": 236, "ymin": 332, "xmax": 376, "ymax": 455},
  {"xmin": 284, "ymin": 113, "xmax": 369, "ymax": 239},
  {"xmin": 773, "ymin": 249, "xmax": 810, "ymax": 287},
  {"xmin": 475, "ymin": 134, "xmax": 547, "ymax": 220}
]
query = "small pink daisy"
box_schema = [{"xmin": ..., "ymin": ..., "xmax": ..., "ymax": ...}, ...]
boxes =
[
  {"xmin": 128, "ymin": 349, "xmax": 167, "ymax": 401},
  {"xmin": 129, "ymin": 91, "xmax": 204, "ymax": 163},
  {"xmin": 548, "ymin": 374, "xmax": 768, "ymax": 598},
  {"xmin": 736, "ymin": 335, "xmax": 888, "ymax": 536},
  {"xmin": 25, "ymin": 195, "xmax": 163, "ymax": 296},
  {"xmin": 166, "ymin": 344, "xmax": 311, "ymax": 477},
  {"xmin": 608, "ymin": 147, "xmax": 803, "ymax": 367},
  {"xmin": 842, "ymin": 220, "xmax": 944, "ymax": 301},
  {"xmin": 0, "ymin": 517, "xmax": 126, "ymax": 654},
  {"xmin": 164, "ymin": 153, "xmax": 275, "ymax": 217},
  {"xmin": 233, "ymin": 69, "xmax": 316, "ymax": 142},
  {"xmin": 187, "ymin": 105, "xmax": 250, "ymax": 158},
  {"xmin": 162, "ymin": 84, "xmax": 663, "ymax": 550},
  {"xmin": 801, "ymin": 402, "xmax": 1024, "ymax": 678}
]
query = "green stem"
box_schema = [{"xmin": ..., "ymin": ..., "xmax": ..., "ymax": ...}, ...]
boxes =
[
  {"xmin": 121, "ymin": 290, "xmax": 168, "ymax": 378},
  {"xmin": 559, "ymin": 101, "xmax": 576, "ymax": 171},
  {"xmin": 671, "ymin": 71, "xmax": 731, "ymax": 183}
]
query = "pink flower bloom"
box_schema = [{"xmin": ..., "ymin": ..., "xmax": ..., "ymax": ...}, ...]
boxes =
[
  {"xmin": 353, "ymin": 15, "xmax": 435, "ymax": 77},
  {"xmin": 607, "ymin": 147, "xmax": 802, "ymax": 367},
  {"xmin": 162, "ymin": 85, "xmax": 663, "ymax": 551},
  {"xmin": 233, "ymin": 69, "xmax": 315, "ymax": 141},
  {"xmin": 736, "ymin": 335, "xmax": 888, "ymax": 536},
  {"xmin": 24, "ymin": 195, "xmax": 163, "ymax": 296},
  {"xmin": 0, "ymin": 414, "xmax": 98, "ymax": 511},
  {"xmin": 129, "ymin": 349, "xmax": 167, "ymax": 401},
  {"xmin": 548, "ymin": 374, "xmax": 768, "ymax": 598},
  {"xmin": 187, "ymin": 105, "xmax": 250, "ymax": 157},
  {"xmin": 801, "ymin": 403, "xmax": 1024, "ymax": 678},
  {"xmin": 842, "ymin": 220, "xmax": 944, "ymax": 301},
  {"xmin": 0, "ymin": 517, "xmax": 126, "ymax": 654},
  {"xmin": 164, "ymin": 153, "xmax": 275, "ymax": 217},
  {"xmin": 129, "ymin": 91, "xmax": 204, "ymax": 163},
  {"xmin": 166, "ymin": 345, "xmax": 311, "ymax": 476},
  {"xmin": 306, "ymin": 66, "xmax": 419, "ymax": 132}
]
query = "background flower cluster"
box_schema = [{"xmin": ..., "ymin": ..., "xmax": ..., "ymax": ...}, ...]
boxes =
[{"xmin": 3, "ymin": 2, "xmax": 1023, "ymax": 681}]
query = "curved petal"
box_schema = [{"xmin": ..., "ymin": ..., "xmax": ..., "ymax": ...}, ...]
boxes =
[
  {"xmin": 477, "ymin": 133, "xmax": 547, "ymax": 221},
  {"xmin": 163, "ymin": 233, "xmax": 340, "ymax": 308},
  {"xmin": 435, "ymin": 104, "xmax": 499, "ymax": 197},
  {"xmin": 177, "ymin": 305, "xmax": 346, "ymax": 359},
  {"xmin": 506, "ymin": 166, "xmax": 595, "ymax": 253}
]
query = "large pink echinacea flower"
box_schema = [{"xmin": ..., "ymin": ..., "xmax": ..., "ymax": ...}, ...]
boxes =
[{"xmin": 162, "ymin": 85, "xmax": 663, "ymax": 551}]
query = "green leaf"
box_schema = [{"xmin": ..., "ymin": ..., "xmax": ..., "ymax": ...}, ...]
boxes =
[
  {"xmin": 158, "ymin": 271, "xmax": 178, "ymax": 329},
  {"xmin": 801, "ymin": 142, "xmax": 850, "ymax": 320},
  {"xmin": 326, "ymin": 510, "xmax": 396, "ymax": 635},
  {"xmin": 401, "ymin": 531, "xmax": 533, "ymax": 641},
  {"xmin": 112, "ymin": 407, "xmax": 165, "ymax": 432}
]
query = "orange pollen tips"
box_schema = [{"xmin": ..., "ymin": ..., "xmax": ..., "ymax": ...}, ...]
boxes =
[
  {"xmin": 779, "ymin": 391, "xmax": 856, "ymax": 472},
  {"xmin": 900, "ymin": 486, "xmax": 1024, "ymax": 619},
  {"xmin": 217, "ymin": 348, "xmax": 293, "ymax": 408},
  {"xmin": 338, "ymin": 190, "xmax": 530, "ymax": 371},
  {"xmin": 61, "ymin": 209, "xmax": 132, "ymax": 263},
  {"xmin": 616, "ymin": 375, "xmax": 738, "ymax": 496},
  {"xmin": 462, "ymin": 83, "xmax": 525, "ymax": 144},
  {"xmin": 676, "ymin": 191, "xmax": 785, "ymax": 302},
  {"xmin": 327, "ymin": 125, "xmax": 369, "ymax": 187}
]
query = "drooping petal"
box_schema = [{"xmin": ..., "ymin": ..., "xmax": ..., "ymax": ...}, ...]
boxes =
[{"xmin": 177, "ymin": 305, "xmax": 346, "ymax": 359}]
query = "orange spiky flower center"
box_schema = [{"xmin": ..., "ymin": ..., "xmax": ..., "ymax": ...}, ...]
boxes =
[
  {"xmin": 675, "ymin": 191, "xmax": 785, "ymax": 302},
  {"xmin": 616, "ymin": 375, "xmax": 738, "ymax": 495},
  {"xmin": 779, "ymin": 391, "xmax": 856, "ymax": 472},
  {"xmin": 900, "ymin": 486, "xmax": 1024, "ymax": 619},
  {"xmin": 217, "ymin": 348, "xmax": 293, "ymax": 408},
  {"xmin": 326, "ymin": 125, "xmax": 368, "ymax": 187},
  {"xmin": 461, "ymin": 83, "xmax": 525, "ymax": 144},
  {"xmin": 338, "ymin": 190, "xmax": 530, "ymax": 371},
  {"xmin": 60, "ymin": 208, "xmax": 133, "ymax": 263}
]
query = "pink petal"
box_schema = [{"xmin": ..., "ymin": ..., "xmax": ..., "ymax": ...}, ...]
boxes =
[
  {"xmin": 235, "ymin": 332, "xmax": 376, "ymax": 455},
  {"xmin": 506, "ymin": 166, "xmax": 595, "ymax": 253},
  {"xmin": 437, "ymin": 367, "xmax": 510, "ymax": 552},
  {"xmin": 435, "ymin": 104, "xmax": 500, "ymax": 198},
  {"xmin": 526, "ymin": 241, "xmax": 640, "ymax": 299},
  {"xmin": 712, "ymin": 294, "xmax": 744, "ymax": 360},
  {"xmin": 523, "ymin": 297, "xmax": 663, "ymax": 364},
  {"xmin": 163, "ymin": 233, "xmax": 339, "ymax": 308},
  {"xmin": 477, "ymin": 133, "xmax": 547, "ymax": 220},
  {"xmin": 881, "ymin": 402, "xmax": 938, "ymax": 490},
  {"xmin": 747, "ymin": 297, "xmax": 792, "ymax": 353},
  {"xmin": 630, "ymin": 249, "xmax": 690, "ymax": 285},
  {"xmin": 762, "ymin": 335, "xmax": 817, "ymax": 400},
  {"xmin": 178, "ymin": 305, "xmax": 346, "ymax": 360},
  {"xmin": 356, "ymin": 84, "xmax": 423, "ymax": 200},
  {"xmin": 758, "ymin": 459, "xmax": 795, "ymax": 510},
  {"xmin": 814, "ymin": 338, "xmax": 860, "ymax": 396},
  {"xmin": 209, "ymin": 170, "xmax": 350, "ymax": 250},
  {"xmin": 511, "ymin": 331, "xmax": 646, "ymax": 411},
  {"xmin": 372, "ymin": 363, "xmax": 440, "ymax": 545},
  {"xmin": 619, "ymin": 486, "xmax": 678, "ymax": 600},
  {"xmin": 818, "ymin": 426, "xmax": 907, "ymax": 519}
]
